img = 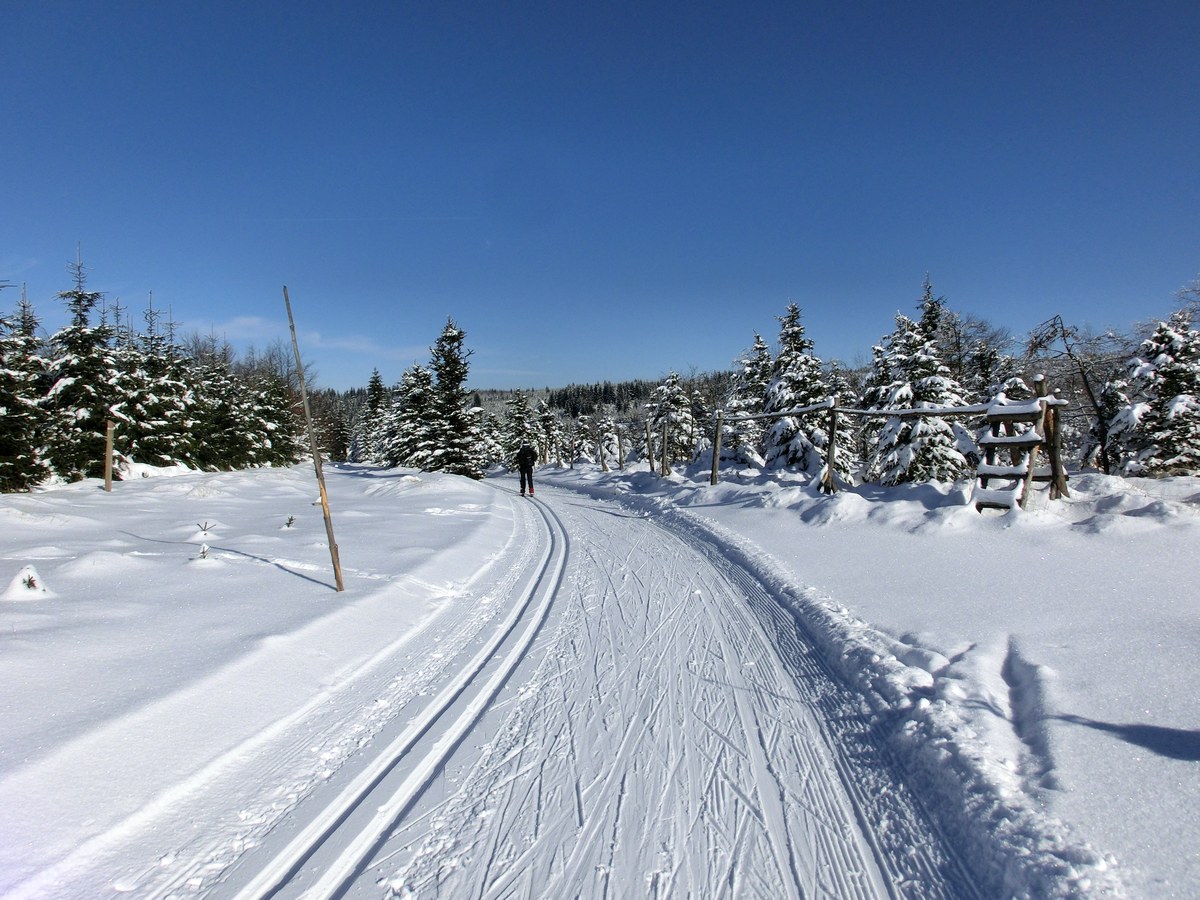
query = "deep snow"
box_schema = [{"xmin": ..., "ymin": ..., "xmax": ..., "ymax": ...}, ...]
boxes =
[
  {"xmin": 541, "ymin": 460, "xmax": 1199, "ymax": 897},
  {"xmin": 0, "ymin": 459, "xmax": 1196, "ymax": 897}
]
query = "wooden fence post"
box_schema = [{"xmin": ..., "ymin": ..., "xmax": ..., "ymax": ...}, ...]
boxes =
[
  {"xmin": 660, "ymin": 420, "xmax": 669, "ymax": 476},
  {"xmin": 1045, "ymin": 387, "xmax": 1070, "ymax": 499},
  {"xmin": 104, "ymin": 420, "xmax": 115, "ymax": 492},
  {"xmin": 711, "ymin": 410, "xmax": 723, "ymax": 486},
  {"xmin": 819, "ymin": 399, "xmax": 839, "ymax": 494}
]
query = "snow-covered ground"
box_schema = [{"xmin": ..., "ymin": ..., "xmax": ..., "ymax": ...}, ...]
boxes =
[
  {"xmin": 0, "ymin": 460, "xmax": 1195, "ymax": 897},
  {"xmin": 543, "ymin": 460, "xmax": 1200, "ymax": 898}
]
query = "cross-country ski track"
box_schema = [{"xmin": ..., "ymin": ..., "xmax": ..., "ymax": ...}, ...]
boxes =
[{"xmin": 6, "ymin": 474, "xmax": 980, "ymax": 899}]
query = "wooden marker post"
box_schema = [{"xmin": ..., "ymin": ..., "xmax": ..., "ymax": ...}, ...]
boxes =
[
  {"xmin": 283, "ymin": 286, "xmax": 345, "ymax": 592},
  {"xmin": 820, "ymin": 399, "xmax": 839, "ymax": 494},
  {"xmin": 104, "ymin": 420, "xmax": 115, "ymax": 492},
  {"xmin": 711, "ymin": 410, "xmax": 723, "ymax": 486},
  {"xmin": 660, "ymin": 421, "xmax": 669, "ymax": 476}
]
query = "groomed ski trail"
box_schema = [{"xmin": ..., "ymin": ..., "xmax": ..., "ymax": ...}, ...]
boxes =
[
  {"xmin": 2, "ymin": 475, "xmax": 556, "ymax": 900},
  {"xmin": 371, "ymin": 481, "xmax": 976, "ymax": 899},
  {"xmin": 10, "ymin": 474, "xmax": 979, "ymax": 899}
]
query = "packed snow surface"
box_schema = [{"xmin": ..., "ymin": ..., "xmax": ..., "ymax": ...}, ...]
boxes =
[{"xmin": 0, "ymin": 460, "xmax": 1195, "ymax": 897}]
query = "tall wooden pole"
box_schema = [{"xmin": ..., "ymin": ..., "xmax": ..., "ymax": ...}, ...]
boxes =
[{"xmin": 283, "ymin": 286, "xmax": 345, "ymax": 592}]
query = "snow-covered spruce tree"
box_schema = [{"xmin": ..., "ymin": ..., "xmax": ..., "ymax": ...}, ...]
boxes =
[
  {"xmin": 308, "ymin": 388, "xmax": 352, "ymax": 463},
  {"xmin": 188, "ymin": 353, "xmax": 248, "ymax": 470},
  {"xmin": 914, "ymin": 287, "xmax": 988, "ymax": 466},
  {"xmin": 184, "ymin": 358, "xmax": 300, "ymax": 471},
  {"xmin": 595, "ymin": 410, "xmax": 621, "ymax": 471},
  {"xmin": 565, "ymin": 416, "xmax": 592, "ymax": 466},
  {"xmin": 1118, "ymin": 310, "xmax": 1200, "ymax": 476},
  {"xmin": 863, "ymin": 311, "xmax": 969, "ymax": 485},
  {"xmin": 224, "ymin": 341, "xmax": 308, "ymax": 469},
  {"xmin": 906, "ymin": 275, "xmax": 1018, "ymax": 407},
  {"xmin": 761, "ymin": 304, "xmax": 840, "ymax": 477},
  {"xmin": 0, "ymin": 296, "xmax": 51, "ymax": 491},
  {"xmin": 647, "ymin": 372, "xmax": 696, "ymax": 467},
  {"xmin": 503, "ymin": 390, "xmax": 539, "ymax": 461},
  {"xmin": 574, "ymin": 414, "xmax": 594, "ymax": 463},
  {"xmin": 725, "ymin": 332, "xmax": 772, "ymax": 460},
  {"xmin": 963, "ymin": 339, "xmax": 1021, "ymax": 405},
  {"xmin": 824, "ymin": 360, "xmax": 863, "ymax": 480},
  {"xmin": 41, "ymin": 258, "xmax": 123, "ymax": 481},
  {"xmin": 353, "ymin": 368, "xmax": 389, "ymax": 464},
  {"xmin": 383, "ymin": 364, "xmax": 435, "ymax": 468},
  {"xmin": 477, "ymin": 409, "xmax": 506, "ymax": 469},
  {"xmin": 856, "ymin": 339, "xmax": 893, "ymax": 463},
  {"xmin": 688, "ymin": 386, "xmax": 710, "ymax": 457},
  {"xmin": 427, "ymin": 318, "xmax": 485, "ymax": 478},
  {"xmin": 239, "ymin": 372, "xmax": 307, "ymax": 468},
  {"xmin": 535, "ymin": 399, "xmax": 563, "ymax": 465},
  {"xmin": 1090, "ymin": 375, "xmax": 1134, "ymax": 471},
  {"xmin": 111, "ymin": 300, "xmax": 197, "ymax": 468}
]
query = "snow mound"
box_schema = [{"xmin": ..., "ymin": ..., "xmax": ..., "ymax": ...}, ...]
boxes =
[
  {"xmin": 3, "ymin": 565, "xmax": 54, "ymax": 601},
  {"xmin": 364, "ymin": 473, "xmax": 424, "ymax": 497},
  {"xmin": 57, "ymin": 551, "xmax": 150, "ymax": 578},
  {"xmin": 117, "ymin": 460, "xmax": 194, "ymax": 480}
]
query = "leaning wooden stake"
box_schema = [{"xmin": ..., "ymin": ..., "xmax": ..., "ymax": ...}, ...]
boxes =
[{"xmin": 283, "ymin": 286, "xmax": 345, "ymax": 592}]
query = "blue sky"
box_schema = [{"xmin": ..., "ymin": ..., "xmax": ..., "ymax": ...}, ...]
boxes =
[{"xmin": 3, "ymin": 1, "xmax": 1197, "ymax": 391}]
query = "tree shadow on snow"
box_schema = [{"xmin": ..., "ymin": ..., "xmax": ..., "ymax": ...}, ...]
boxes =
[{"xmin": 1055, "ymin": 714, "xmax": 1200, "ymax": 762}]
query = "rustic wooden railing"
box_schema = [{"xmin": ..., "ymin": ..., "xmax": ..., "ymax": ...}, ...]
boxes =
[{"xmin": 712, "ymin": 378, "xmax": 1069, "ymax": 511}]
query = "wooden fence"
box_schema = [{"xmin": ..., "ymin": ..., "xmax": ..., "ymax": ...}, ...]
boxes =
[{"xmin": 710, "ymin": 376, "xmax": 1069, "ymax": 511}]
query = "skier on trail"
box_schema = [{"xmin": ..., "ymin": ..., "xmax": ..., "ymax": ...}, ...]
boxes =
[{"xmin": 516, "ymin": 442, "xmax": 537, "ymax": 496}]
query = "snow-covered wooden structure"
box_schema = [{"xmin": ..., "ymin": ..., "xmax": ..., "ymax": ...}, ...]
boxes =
[
  {"xmin": 973, "ymin": 378, "xmax": 1070, "ymax": 512},
  {"xmin": 714, "ymin": 376, "xmax": 1070, "ymax": 511}
]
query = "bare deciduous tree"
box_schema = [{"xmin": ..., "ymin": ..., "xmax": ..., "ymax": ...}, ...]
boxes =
[{"xmin": 1026, "ymin": 315, "xmax": 1134, "ymax": 473}]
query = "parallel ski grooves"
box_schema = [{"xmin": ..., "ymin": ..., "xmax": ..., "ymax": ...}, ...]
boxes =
[{"xmin": 232, "ymin": 493, "xmax": 568, "ymax": 899}]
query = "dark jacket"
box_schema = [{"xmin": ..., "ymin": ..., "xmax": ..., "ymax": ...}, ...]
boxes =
[{"xmin": 516, "ymin": 445, "xmax": 537, "ymax": 471}]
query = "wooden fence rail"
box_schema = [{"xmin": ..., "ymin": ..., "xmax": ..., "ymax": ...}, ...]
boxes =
[{"xmin": 711, "ymin": 380, "xmax": 1069, "ymax": 510}]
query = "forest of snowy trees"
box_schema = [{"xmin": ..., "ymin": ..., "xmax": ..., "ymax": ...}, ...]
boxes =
[
  {"xmin": 0, "ymin": 261, "xmax": 313, "ymax": 492},
  {"xmin": 3, "ymin": 264, "xmax": 1198, "ymax": 495},
  {"xmin": 347, "ymin": 275, "xmax": 1200, "ymax": 487}
]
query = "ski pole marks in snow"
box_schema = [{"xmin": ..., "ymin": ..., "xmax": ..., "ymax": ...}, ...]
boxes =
[
  {"xmin": 378, "ymin": 484, "xmax": 971, "ymax": 899},
  {"xmin": 224, "ymin": 492, "xmax": 567, "ymax": 900},
  {"xmin": 0, "ymin": 466, "xmax": 527, "ymax": 897}
]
